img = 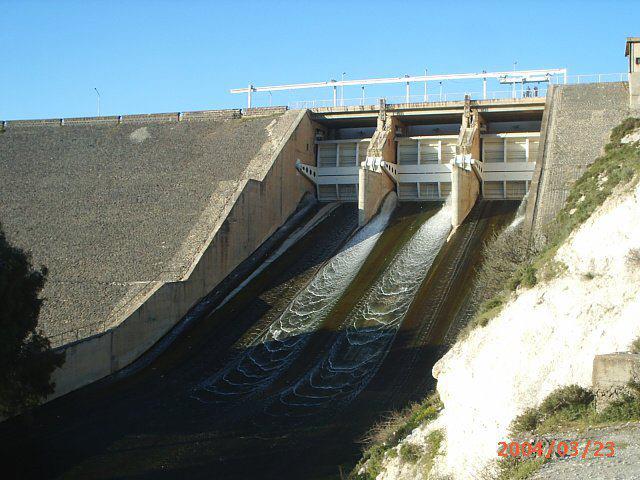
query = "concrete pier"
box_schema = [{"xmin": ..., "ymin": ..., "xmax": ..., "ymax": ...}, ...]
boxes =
[{"xmin": 359, "ymin": 102, "xmax": 398, "ymax": 225}]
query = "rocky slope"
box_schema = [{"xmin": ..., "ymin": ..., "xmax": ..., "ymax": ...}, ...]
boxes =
[{"xmin": 373, "ymin": 174, "xmax": 640, "ymax": 480}]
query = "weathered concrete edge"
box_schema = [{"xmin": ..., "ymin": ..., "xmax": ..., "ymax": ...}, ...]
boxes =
[
  {"xmin": 48, "ymin": 109, "xmax": 316, "ymax": 401},
  {"xmin": 181, "ymin": 109, "xmax": 308, "ymax": 280},
  {"xmin": 524, "ymin": 85, "xmax": 556, "ymax": 233},
  {"xmin": 108, "ymin": 194, "xmax": 323, "ymax": 381},
  {"xmin": 52, "ymin": 110, "xmax": 308, "ymax": 342},
  {"xmin": 1, "ymin": 106, "xmax": 288, "ymax": 127}
]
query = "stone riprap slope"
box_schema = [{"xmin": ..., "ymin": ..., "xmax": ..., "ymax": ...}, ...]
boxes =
[
  {"xmin": 0, "ymin": 110, "xmax": 299, "ymax": 344},
  {"xmin": 529, "ymin": 82, "xmax": 628, "ymax": 231}
]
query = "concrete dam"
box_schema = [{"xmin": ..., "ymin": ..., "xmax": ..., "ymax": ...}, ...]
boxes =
[{"xmin": 0, "ymin": 76, "xmax": 630, "ymax": 478}]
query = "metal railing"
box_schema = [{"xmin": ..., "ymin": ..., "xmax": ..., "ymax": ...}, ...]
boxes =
[
  {"xmin": 287, "ymin": 73, "xmax": 628, "ymax": 110},
  {"xmin": 289, "ymin": 89, "xmax": 549, "ymax": 109}
]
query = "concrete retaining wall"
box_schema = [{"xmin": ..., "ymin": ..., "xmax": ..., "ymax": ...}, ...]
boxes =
[
  {"xmin": 50, "ymin": 110, "xmax": 317, "ymax": 400},
  {"xmin": 593, "ymin": 353, "xmax": 640, "ymax": 412},
  {"xmin": 525, "ymin": 83, "xmax": 629, "ymax": 232}
]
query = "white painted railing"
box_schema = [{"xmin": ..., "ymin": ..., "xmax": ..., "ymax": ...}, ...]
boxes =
[{"xmin": 287, "ymin": 73, "xmax": 628, "ymax": 109}]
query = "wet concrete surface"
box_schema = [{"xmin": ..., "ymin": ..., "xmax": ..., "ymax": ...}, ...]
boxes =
[{"xmin": 0, "ymin": 201, "xmax": 517, "ymax": 480}]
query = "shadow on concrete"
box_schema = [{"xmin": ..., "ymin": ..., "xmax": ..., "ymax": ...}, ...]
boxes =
[{"xmin": 0, "ymin": 200, "xmax": 518, "ymax": 480}]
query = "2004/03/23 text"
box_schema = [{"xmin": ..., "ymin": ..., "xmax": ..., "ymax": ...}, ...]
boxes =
[{"xmin": 498, "ymin": 440, "xmax": 615, "ymax": 459}]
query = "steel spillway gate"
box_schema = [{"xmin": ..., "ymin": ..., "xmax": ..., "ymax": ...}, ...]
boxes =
[
  {"xmin": 315, "ymin": 139, "xmax": 369, "ymax": 202},
  {"xmin": 396, "ymin": 135, "xmax": 457, "ymax": 201},
  {"xmin": 480, "ymin": 133, "xmax": 539, "ymax": 200}
]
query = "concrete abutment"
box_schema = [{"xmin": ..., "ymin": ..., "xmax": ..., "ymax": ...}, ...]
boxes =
[{"xmin": 358, "ymin": 102, "xmax": 398, "ymax": 225}]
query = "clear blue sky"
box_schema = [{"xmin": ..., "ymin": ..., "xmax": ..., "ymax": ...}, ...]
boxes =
[{"xmin": 1, "ymin": 0, "xmax": 637, "ymax": 120}]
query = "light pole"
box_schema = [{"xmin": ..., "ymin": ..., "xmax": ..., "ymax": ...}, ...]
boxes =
[
  {"xmin": 424, "ymin": 68, "xmax": 428, "ymax": 102},
  {"xmin": 512, "ymin": 61, "xmax": 517, "ymax": 98},
  {"xmin": 341, "ymin": 72, "xmax": 346, "ymax": 106},
  {"xmin": 94, "ymin": 88, "xmax": 100, "ymax": 116},
  {"xmin": 439, "ymin": 81, "xmax": 443, "ymax": 101},
  {"xmin": 405, "ymin": 74, "xmax": 410, "ymax": 103}
]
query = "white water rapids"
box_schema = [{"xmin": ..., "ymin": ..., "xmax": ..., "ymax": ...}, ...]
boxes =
[
  {"xmin": 193, "ymin": 195, "xmax": 397, "ymax": 404},
  {"xmin": 267, "ymin": 202, "xmax": 452, "ymax": 417}
]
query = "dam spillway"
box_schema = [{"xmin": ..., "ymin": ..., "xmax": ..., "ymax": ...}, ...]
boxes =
[
  {"xmin": 267, "ymin": 201, "xmax": 451, "ymax": 419},
  {"xmin": 0, "ymin": 196, "xmax": 517, "ymax": 479},
  {"xmin": 0, "ymin": 79, "xmax": 630, "ymax": 479}
]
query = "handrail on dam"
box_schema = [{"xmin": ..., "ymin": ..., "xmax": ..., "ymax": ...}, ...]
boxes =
[{"xmin": 231, "ymin": 68, "xmax": 567, "ymax": 108}]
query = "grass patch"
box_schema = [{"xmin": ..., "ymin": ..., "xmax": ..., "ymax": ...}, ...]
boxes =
[
  {"xmin": 421, "ymin": 430, "xmax": 444, "ymax": 477},
  {"xmin": 498, "ymin": 455, "xmax": 548, "ymax": 480},
  {"xmin": 399, "ymin": 443, "xmax": 422, "ymax": 463},
  {"xmin": 459, "ymin": 117, "xmax": 640, "ymax": 341},
  {"xmin": 510, "ymin": 384, "xmax": 640, "ymax": 436},
  {"xmin": 542, "ymin": 118, "xmax": 640, "ymax": 254},
  {"xmin": 350, "ymin": 393, "xmax": 442, "ymax": 479}
]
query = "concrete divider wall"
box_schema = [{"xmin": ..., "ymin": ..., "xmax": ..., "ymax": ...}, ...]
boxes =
[
  {"xmin": 451, "ymin": 166, "xmax": 480, "ymax": 226},
  {"xmin": 451, "ymin": 106, "xmax": 481, "ymax": 227},
  {"xmin": 358, "ymin": 112, "xmax": 398, "ymax": 225},
  {"xmin": 50, "ymin": 109, "xmax": 318, "ymax": 399}
]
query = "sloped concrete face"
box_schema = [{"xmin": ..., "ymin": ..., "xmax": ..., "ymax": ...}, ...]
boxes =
[
  {"xmin": 1, "ymin": 108, "xmax": 318, "ymax": 400},
  {"xmin": 0, "ymin": 111, "xmax": 299, "ymax": 343},
  {"xmin": 526, "ymin": 83, "xmax": 629, "ymax": 232}
]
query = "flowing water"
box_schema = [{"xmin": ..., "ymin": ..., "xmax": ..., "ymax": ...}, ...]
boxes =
[
  {"xmin": 192, "ymin": 196, "xmax": 397, "ymax": 405},
  {"xmin": 507, "ymin": 189, "xmax": 529, "ymax": 231},
  {"xmin": 267, "ymin": 203, "xmax": 452, "ymax": 418},
  {"xmin": 1, "ymin": 199, "xmax": 518, "ymax": 480}
]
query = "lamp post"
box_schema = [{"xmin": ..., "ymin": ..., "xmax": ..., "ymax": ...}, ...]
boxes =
[
  {"xmin": 341, "ymin": 72, "xmax": 346, "ymax": 106},
  {"xmin": 405, "ymin": 74, "xmax": 410, "ymax": 103},
  {"xmin": 512, "ymin": 61, "xmax": 517, "ymax": 98},
  {"xmin": 94, "ymin": 88, "xmax": 100, "ymax": 116},
  {"xmin": 424, "ymin": 68, "xmax": 428, "ymax": 102}
]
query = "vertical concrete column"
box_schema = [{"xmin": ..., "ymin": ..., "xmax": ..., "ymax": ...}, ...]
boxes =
[
  {"xmin": 358, "ymin": 101, "xmax": 398, "ymax": 225},
  {"xmin": 629, "ymin": 72, "xmax": 640, "ymax": 112},
  {"xmin": 451, "ymin": 101, "xmax": 482, "ymax": 227},
  {"xmin": 626, "ymin": 38, "xmax": 640, "ymax": 112}
]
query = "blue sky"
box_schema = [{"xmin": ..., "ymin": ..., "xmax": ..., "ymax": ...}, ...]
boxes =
[{"xmin": 1, "ymin": 0, "xmax": 637, "ymax": 119}]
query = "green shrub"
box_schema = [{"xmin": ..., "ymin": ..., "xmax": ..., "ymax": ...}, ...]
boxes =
[
  {"xmin": 399, "ymin": 443, "xmax": 422, "ymax": 463},
  {"xmin": 509, "ymin": 383, "xmax": 640, "ymax": 436},
  {"xmin": 606, "ymin": 117, "xmax": 640, "ymax": 150},
  {"xmin": 498, "ymin": 456, "xmax": 547, "ymax": 480},
  {"xmin": 511, "ymin": 385, "xmax": 594, "ymax": 434},
  {"xmin": 630, "ymin": 337, "xmax": 640, "ymax": 354},
  {"xmin": 599, "ymin": 383, "xmax": 640, "ymax": 423},
  {"xmin": 538, "ymin": 385, "xmax": 594, "ymax": 416},
  {"xmin": 422, "ymin": 430, "xmax": 444, "ymax": 477},
  {"xmin": 511, "ymin": 409, "xmax": 542, "ymax": 433},
  {"xmin": 351, "ymin": 392, "xmax": 443, "ymax": 479}
]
